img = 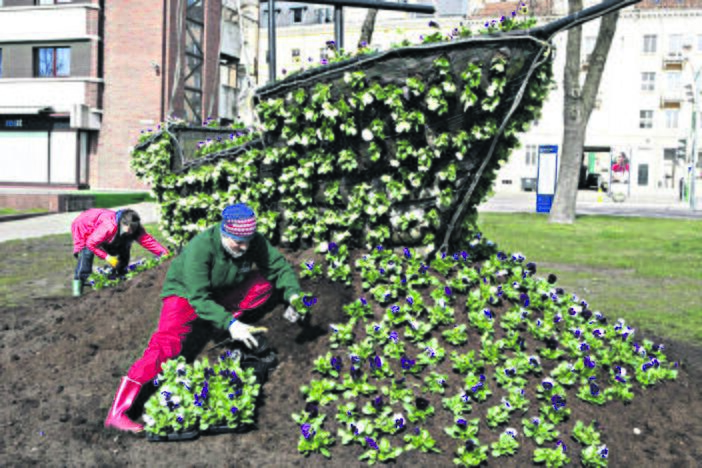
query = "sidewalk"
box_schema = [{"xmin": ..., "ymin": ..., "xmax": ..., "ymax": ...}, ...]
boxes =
[
  {"xmin": 0, "ymin": 202, "xmax": 161, "ymax": 243},
  {"xmin": 0, "ymin": 190, "xmax": 699, "ymax": 244}
]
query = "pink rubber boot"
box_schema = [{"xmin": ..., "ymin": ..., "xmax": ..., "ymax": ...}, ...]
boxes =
[{"xmin": 104, "ymin": 376, "xmax": 144, "ymax": 433}]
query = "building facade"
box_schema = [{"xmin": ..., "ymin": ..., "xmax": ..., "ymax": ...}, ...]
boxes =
[
  {"xmin": 0, "ymin": 0, "xmax": 253, "ymax": 190},
  {"xmin": 258, "ymin": 0, "xmax": 702, "ymax": 198}
]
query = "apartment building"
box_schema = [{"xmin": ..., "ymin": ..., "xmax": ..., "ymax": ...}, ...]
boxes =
[
  {"xmin": 0, "ymin": 0, "xmax": 256, "ymax": 190},
  {"xmin": 258, "ymin": 0, "xmax": 702, "ymax": 197}
]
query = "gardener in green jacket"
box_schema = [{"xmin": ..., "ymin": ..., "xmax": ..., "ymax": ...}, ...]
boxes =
[{"xmin": 104, "ymin": 203, "xmax": 303, "ymax": 433}]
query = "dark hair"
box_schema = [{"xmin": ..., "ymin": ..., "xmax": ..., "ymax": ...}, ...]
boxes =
[{"xmin": 120, "ymin": 209, "xmax": 141, "ymax": 233}]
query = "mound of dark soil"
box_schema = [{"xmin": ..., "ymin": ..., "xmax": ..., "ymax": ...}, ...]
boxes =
[{"xmin": 1, "ymin": 247, "xmax": 700, "ymax": 467}]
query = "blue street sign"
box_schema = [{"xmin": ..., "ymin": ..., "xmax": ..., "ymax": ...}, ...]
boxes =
[
  {"xmin": 536, "ymin": 194, "xmax": 554, "ymax": 213},
  {"xmin": 536, "ymin": 145, "xmax": 559, "ymax": 213}
]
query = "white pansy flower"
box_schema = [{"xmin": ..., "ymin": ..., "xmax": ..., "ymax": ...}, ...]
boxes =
[
  {"xmin": 443, "ymin": 81, "xmax": 456, "ymax": 93},
  {"xmin": 362, "ymin": 93, "xmax": 374, "ymax": 106},
  {"xmin": 343, "ymin": 72, "xmax": 352, "ymax": 84},
  {"xmin": 390, "ymin": 159, "xmax": 400, "ymax": 168},
  {"xmin": 304, "ymin": 109, "xmax": 315, "ymax": 120},
  {"xmin": 396, "ymin": 121, "xmax": 411, "ymax": 133},
  {"xmin": 362, "ymin": 129, "xmax": 374, "ymax": 141},
  {"xmin": 427, "ymin": 97, "xmax": 440, "ymax": 111},
  {"xmin": 143, "ymin": 415, "xmax": 156, "ymax": 426},
  {"xmin": 300, "ymin": 135, "xmax": 309, "ymax": 146}
]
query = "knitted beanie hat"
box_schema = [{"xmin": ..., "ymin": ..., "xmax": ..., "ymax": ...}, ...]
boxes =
[{"xmin": 220, "ymin": 203, "xmax": 257, "ymax": 241}]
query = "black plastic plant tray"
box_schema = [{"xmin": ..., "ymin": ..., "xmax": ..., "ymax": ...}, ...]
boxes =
[
  {"xmin": 146, "ymin": 428, "xmax": 200, "ymax": 442},
  {"xmin": 202, "ymin": 423, "xmax": 254, "ymax": 435}
]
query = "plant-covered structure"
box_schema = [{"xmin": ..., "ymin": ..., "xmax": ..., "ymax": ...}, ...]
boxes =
[{"xmin": 131, "ymin": 0, "xmax": 638, "ymax": 260}]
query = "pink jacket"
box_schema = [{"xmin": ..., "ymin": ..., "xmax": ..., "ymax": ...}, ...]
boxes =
[{"xmin": 71, "ymin": 208, "xmax": 169, "ymax": 259}]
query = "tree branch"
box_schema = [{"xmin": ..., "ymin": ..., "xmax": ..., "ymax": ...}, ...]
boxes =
[{"xmin": 581, "ymin": 10, "xmax": 620, "ymax": 122}]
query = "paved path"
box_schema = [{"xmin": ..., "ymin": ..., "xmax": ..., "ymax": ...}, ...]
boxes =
[
  {"xmin": 0, "ymin": 190, "xmax": 699, "ymax": 244},
  {"xmin": 477, "ymin": 190, "xmax": 702, "ymax": 220}
]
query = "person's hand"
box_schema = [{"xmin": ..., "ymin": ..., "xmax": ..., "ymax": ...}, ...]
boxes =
[
  {"xmin": 228, "ymin": 320, "xmax": 258, "ymax": 349},
  {"xmin": 105, "ymin": 255, "xmax": 119, "ymax": 268}
]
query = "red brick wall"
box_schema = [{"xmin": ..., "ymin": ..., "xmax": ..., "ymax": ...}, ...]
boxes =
[{"xmin": 96, "ymin": 0, "xmax": 165, "ymax": 190}]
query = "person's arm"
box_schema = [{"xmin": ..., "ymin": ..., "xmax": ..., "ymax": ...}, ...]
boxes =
[
  {"xmin": 183, "ymin": 240, "xmax": 232, "ymax": 330},
  {"xmin": 135, "ymin": 228, "xmax": 170, "ymax": 257},
  {"xmin": 85, "ymin": 222, "xmax": 115, "ymax": 259},
  {"xmin": 256, "ymin": 235, "xmax": 302, "ymax": 303}
]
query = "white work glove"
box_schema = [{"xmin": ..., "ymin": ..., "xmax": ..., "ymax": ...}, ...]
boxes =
[
  {"xmin": 228, "ymin": 320, "xmax": 258, "ymax": 349},
  {"xmin": 283, "ymin": 294, "xmax": 301, "ymax": 323}
]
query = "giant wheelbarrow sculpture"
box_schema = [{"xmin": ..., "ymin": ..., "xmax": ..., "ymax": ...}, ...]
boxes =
[{"xmin": 133, "ymin": 0, "xmax": 641, "ymax": 260}]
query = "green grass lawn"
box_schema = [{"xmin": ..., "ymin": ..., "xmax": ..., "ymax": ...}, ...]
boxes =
[
  {"xmin": 476, "ymin": 212, "xmax": 702, "ymax": 344},
  {"xmin": 0, "ymin": 207, "xmax": 49, "ymax": 216}
]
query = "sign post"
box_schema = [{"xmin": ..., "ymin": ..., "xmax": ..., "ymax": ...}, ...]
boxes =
[{"xmin": 536, "ymin": 145, "xmax": 559, "ymax": 213}]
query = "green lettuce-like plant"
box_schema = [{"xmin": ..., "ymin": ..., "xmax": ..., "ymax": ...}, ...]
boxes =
[
  {"xmin": 297, "ymin": 415, "xmax": 335, "ymax": 458},
  {"xmin": 581, "ymin": 444, "xmax": 610, "ymax": 467},
  {"xmin": 443, "ymin": 324, "xmax": 469, "ymax": 346},
  {"xmin": 442, "ymin": 393, "xmax": 473, "ymax": 417},
  {"xmin": 359, "ymin": 436, "xmax": 404, "ymax": 465},
  {"xmin": 300, "ymin": 378, "xmax": 339, "ymax": 406},
  {"xmin": 444, "ymin": 417, "xmax": 480, "ymax": 440},
  {"xmin": 533, "ymin": 444, "xmax": 570, "ymax": 467},
  {"xmin": 403, "ymin": 427, "xmax": 441, "ymax": 453},
  {"xmin": 491, "ymin": 429, "xmax": 520, "ymax": 458},
  {"xmin": 450, "ymin": 350, "xmax": 485, "ymax": 375},
  {"xmin": 522, "ymin": 417, "xmax": 559, "ymax": 446},
  {"xmin": 453, "ymin": 439, "xmax": 489, "ymax": 467},
  {"xmin": 572, "ymin": 420, "xmax": 602, "ymax": 446}
]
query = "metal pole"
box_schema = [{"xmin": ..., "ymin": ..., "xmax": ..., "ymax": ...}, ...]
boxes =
[
  {"xmin": 268, "ymin": 0, "xmax": 276, "ymax": 83},
  {"xmin": 334, "ymin": 5, "xmax": 344, "ymax": 51},
  {"xmin": 690, "ymin": 69, "xmax": 700, "ymax": 211}
]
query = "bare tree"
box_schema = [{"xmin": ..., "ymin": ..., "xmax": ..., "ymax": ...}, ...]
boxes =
[
  {"xmin": 549, "ymin": 0, "xmax": 620, "ymax": 224},
  {"xmin": 358, "ymin": 9, "xmax": 379, "ymax": 48}
]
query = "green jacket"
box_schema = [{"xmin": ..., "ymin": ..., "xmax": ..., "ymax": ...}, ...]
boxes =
[{"xmin": 161, "ymin": 225, "xmax": 301, "ymax": 330}]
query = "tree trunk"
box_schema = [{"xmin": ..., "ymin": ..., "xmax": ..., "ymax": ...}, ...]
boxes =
[
  {"xmin": 549, "ymin": 0, "xmax": 620, "ymax": 224},
  {"xmin": 358, "ymin": 9, "xmax": 378, "ymax": 48}
]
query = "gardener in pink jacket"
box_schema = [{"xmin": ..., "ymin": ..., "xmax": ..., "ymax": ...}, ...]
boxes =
[{"xmin": 71, "ymin": 208, "xmax": 169, "ymax": 297}]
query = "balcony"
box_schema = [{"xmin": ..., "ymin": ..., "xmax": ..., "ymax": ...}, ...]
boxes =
[
  {"xmin": 0, "ymin": 78, "xmax": 101, "ymax": 129},
  {"xmin": 662, "ymin": 52, "xmax": 685, "ymax": 71},
  {"xmin": 0, "ymin": 4, "xmax": 97, "ymax": 43},
  {"xmin": 660, "ymin": 91, "xmax": 684, "ymax": 109}
]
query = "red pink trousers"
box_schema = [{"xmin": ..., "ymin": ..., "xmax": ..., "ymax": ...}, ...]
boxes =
[{"xmin": 126, "ymin": 271, "xmax": 273, "ymax": 385}]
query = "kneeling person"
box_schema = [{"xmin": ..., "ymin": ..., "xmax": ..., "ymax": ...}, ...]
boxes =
[
  {"xmin": 71, "ymin": 208, "xmax": 169, "ymax": 296},
  {"xmin": 104, "ymin": 203, "xmax": 302, "ymax": 433}
]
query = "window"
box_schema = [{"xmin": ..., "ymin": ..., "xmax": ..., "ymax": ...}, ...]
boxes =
[
  {"xmin": 525, "ymin": 145, "xmax": 537, "ymax": 166},
  {"xmin": 641, "ymin": 72, "xmax": 655, "ymax": 91},
  {"xmin": 643, "ymin": 35, "xmax": 657, "ymax": 53},
  {"xmin": 637, "ymin": 164, "xmax": 649, "ymax": 186},
  {"xmin": 291, "ymin": 7, "xmax": 303, "ymax": 24},
  {"xmin": 292, "ymin": 48, "xmax": 300, "ymax": 63},
  {"xmin": 698, "ymin": 35, "xmax": 702, "ymax": 52},
  {"xmin": 668, "ymin": 34, "xmax": 683, "ymax": 54},
  {"xmin": 639, "ymin": 110, "xmax": 653, "ymax": 129},
  {"xmin": 0, "ymin": 49, "xmax": 2, "ymax": 78},
  {"xmin": 666, "ymin": 72, "xmax": 681, "ymax": 92},
  {"xmin": 665, "ymin": 109, "xmax": 679, "ymax": 129},
  {"xmin": 34, "ymin": 47, "xmax": 70, "ymax": 77}
]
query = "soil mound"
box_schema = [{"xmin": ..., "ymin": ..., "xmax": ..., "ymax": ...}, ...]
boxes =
[{"xmin": 1, "ymin": 247, "xmax": 700, "ymax": 467}]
